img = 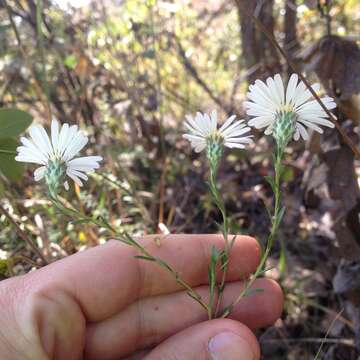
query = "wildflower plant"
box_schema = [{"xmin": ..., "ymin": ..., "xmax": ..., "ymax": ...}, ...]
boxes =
[
  {"xmin": 15, "ymin": 119, "xmax": 211, "ymax": 314},
  {"xmin": 224, "ymin": 73, "xmax": 337, "ymax": 315},
  {"xmin": 14, "ymin": 72, "xmax": 337, "ymax": 322},
  {"xmin": 183, "ymin": 111, "xmax": 253, "ymax": 317}
]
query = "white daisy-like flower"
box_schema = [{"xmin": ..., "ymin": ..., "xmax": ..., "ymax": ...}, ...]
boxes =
[
  {"xmin": 183, "ymin": 111, "xmax": 253, "ymax": 153},
  {"xmin": 15, "ymin": 120, "xmax": 102, "ymax": 190},
  {"xmin": 244, "ymin": 73, "xmax": 336, "ymax": 141}
]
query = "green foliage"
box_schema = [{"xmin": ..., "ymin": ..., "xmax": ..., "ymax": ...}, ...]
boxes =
[
  {"xmin": 0, "ymin": 109, "xmax": 33, "ymax": 139},
  {"xmin": 0, "ymin": 138, "xmax": 24, "ymax": 181},
  {"xmin": 0, "ymin": 108, "xmax": 32, "ymax": 181},
  {"xmin": 64, "ymin": 54, "xmax": 78, "ymax": 69}
]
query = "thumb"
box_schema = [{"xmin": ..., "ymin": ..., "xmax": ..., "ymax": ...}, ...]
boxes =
[{"xmin": 145, "ymin": 319, "xmax": 260, "ymax": 360}]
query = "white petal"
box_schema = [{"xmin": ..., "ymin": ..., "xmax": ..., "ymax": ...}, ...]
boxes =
[
  {"xmin": 29, "ymin": 125, "xmax": 52, "ymax": 157},
  {"xmin": 223, "ymin": 126, "xmax": 251, "ymax": 138},
  {"xmin": 194, "ymin": 142, "xmax": 206, "ymax": 153},
  {"xmin": 19, "ymin": 137, "xmax": 48, "ymax": 163},
  {"xmin": 253, "ymin": 80, "xmax": 279, "ymax": 108},
  {"xmin": 69, "ymin": 169, "xmax": 88, "ymax": 181},
  {"xmin": 16, "ymin": 144, "xmax": 48, "ymax": 163},
  {"xmin": 296, "ymin": 122, "xmax": 309, "ymax": 140},
  {"xmin": 57, "ymin": 123, "xmax": 70, "ymax": 156},
  {"xmin": 184, "ymin": 121, "xmax": 203, "ymax": 137},
  {"xmin": 244, "ymin": 101, "xmax": 275, "ymax": 116},
  {"xmin": 248, "ymin": 115, "xmax": 275, "ymax": 129},
  {"xmin": 66, "ymin": 169, "xmax": 83, "ymax": 187},
  {"xmin": 224, "ymin": 142, "xmax": 245, "ymax": 149},
  {"xmin": 183, "ymin": 134, "xmax": 205, "ymax": 142},
  {"xmin": 221, "ymin": 120, "xmax": 246, "ymax": 137},
  {"xmin": 34, "ymin": 166, "xmax": 47, "ymax": 181},
  {"xmin": 67, "ymin": 156, "xmax": 102, "ymax": 167},
  {"xmin": 297, "ymin": 119, "xmax": 324, "ymax": 133},
  {"xmin": 219, "ymin": 115, "xmax": 236, "ymax": 132},
  {"xmin": 298, "ymin": 115, "xmax": 334, "ymax": 128},
  {"xmin": 210, "ymin": 110, "xmax": 217, "ymax": 132},
  {"xmin": 62, "ymin": 133, "xmax": 88, "ymax": 161},
  {"xmin": 286, "ymin": 74, "xmax": 298, "ymax": 104},
  {"xmin": 293, "ymin": 128, "xmax": 300, "ymax": 141},
  {"xmin": 293, "ymin": 83, "xmax": 321, "ymax": 108},
  {"xmin": 195, "ymin": 112, "xmax": 211, "ymax": 136},
  {"xmin": 51, "ymin": 120, "xmax": 60, "ymax": 154},
  {"xmin": 15, "ymin": 155, "xmax": 46, "ymax": 165},
  {"xmin": 266, "ymin": 76, "xmax": 283, "ymax": 107},
  {"xmin": 274, "ymin": 74, "xmax": 285, "ymax": 104},
  {"xmin": 202, "ymin": 113, "xmax": 214, "ymax": 134},
  {"xmin": 225, "ymin": 136, "xmax": 253, "ymax": 144},
  {"xmin": 185, "ymin": 115, "xmax": 206, "ymax": 137}
]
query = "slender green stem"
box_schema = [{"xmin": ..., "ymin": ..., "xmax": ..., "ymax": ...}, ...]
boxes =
[
  {"xmin": 221, "ymin": 144, "xmax": 284, "ymax": 318},
  {"xmin": 208, "ymin": 163, "xmax": 232, "ymax": 318},
  {"xmin": 50, "ymin": 195, "xmax": 210, "ymax": 313}
]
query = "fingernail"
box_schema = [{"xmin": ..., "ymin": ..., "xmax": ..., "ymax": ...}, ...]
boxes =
[{"xmin": 208, "ymin": 331, "xmax": 255, "ymax": 360}]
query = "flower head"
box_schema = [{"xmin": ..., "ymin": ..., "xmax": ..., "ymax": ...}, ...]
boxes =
[
  {"xmin": 183, "ymin": 111, "xmax": 252, "ymax": 171},
  {"xmin": 183, "ymin": 111, "xmax": 252, "ymax": 153},
  {"xmin": 15, "ymin": 120, "xmax": 102, "ymax": 195},
  {"xmin": 245, "ymin": 73, "xmax": 336, "ymax": 142}
]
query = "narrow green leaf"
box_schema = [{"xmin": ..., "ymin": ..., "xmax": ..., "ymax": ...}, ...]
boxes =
[
  {"xmin": 134, "ymin": 255, "xmax": 156, "ymax": 262},
  {"xmin": 264, "ymin": 175, "xmax": 276, "ymax": 192},
  {"xmin": 257, "ymin": 266, "xmax": 275, "ymax": 277},
  {"xmin": 0, "ymin": 108, "xmax": 33, "ymax": 138},
  {"xmin": 243, "ymin": 288, "xmax": 264, "ymax": 297},
  {"xmin": 211, "ymin": 245, "xmax": 220, "ymax": 263},
  {"xmin": 263, "ymin": 200, "xmax": 273, "ymax": 222},
  {"xmin": 275, "ymin": 206, "xmax": 286, "ymax": 228},
  {"xmin": 186, "ymin": 291, "xmax": 206, "ymax": 310}
]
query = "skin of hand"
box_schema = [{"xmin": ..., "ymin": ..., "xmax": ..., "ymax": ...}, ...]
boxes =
[{"xmin": 0, "ymin": 234, "xmax": 283, "ymax": 360}]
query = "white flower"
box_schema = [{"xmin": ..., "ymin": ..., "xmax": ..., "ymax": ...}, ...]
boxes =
[
  {"xmin": 183, "ymin": 111, "xmax": 252, "ymax": 153},
  {"xmin": 15, "ymin": 120, "xmax": 102, "ymax": 189},
  {"xmin": 244, "ymin": 73, "xmax": 337, "ymax": 141}
]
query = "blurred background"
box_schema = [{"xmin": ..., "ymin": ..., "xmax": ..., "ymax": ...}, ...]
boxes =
[{"xmin": 0, "ymin": 0, "xmax": 360, "ymax": 358}]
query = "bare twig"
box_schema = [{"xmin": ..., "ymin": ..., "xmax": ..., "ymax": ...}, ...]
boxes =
[
  {"xmin": 4, "ymin": 0, "xmax": 52, "ymax": 122},
  {"xmin": 148, "ymin": 0, "xmax": 165, "ymax": 157},
  {"xmin": 262, "ymin": 337, "xmax": 354, "ymax": 347},
  {"xmin": 0, "ymin": 204, "xmax": 48, "ymax": 265},
  {"xmin": 173, "ymin": 35, "xmax": 229, "ymax": 112},
  {"xmin": 314, "ymin": 309, "xmax": 345, "ymax": 360}
]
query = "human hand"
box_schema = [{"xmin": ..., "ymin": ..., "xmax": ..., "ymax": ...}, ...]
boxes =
[{"xmin": 0, "ymin": 234, "xmax": 283, "ymax": 359}]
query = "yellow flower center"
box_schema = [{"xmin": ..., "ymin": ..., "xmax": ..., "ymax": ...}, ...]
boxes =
[
  {"xmin": 207, "ymin": 130, "xmax": 224, "ymax": 142},
  {"xmin": 280, "ymin": 103, "xmax": 295, "ymax": 113}
]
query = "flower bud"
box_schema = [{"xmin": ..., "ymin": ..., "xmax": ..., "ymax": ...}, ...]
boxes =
[
  {"xmin": 45, "ymin": 160, "xmax": 66, "ymax": 197},
  {"xmin": 206, "ymin": 136, "xmax": 224, "ymax": 173},
  {"xmin": 272, "ymin": 112, "xmax": 297, "ymax": 149}
]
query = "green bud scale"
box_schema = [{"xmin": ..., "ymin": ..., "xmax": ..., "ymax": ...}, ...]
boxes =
[
  {"xmin": 272, "ymin": 112, "xmax": 297, "ymax": 150},
  {"xmin": 206, "ymin": 136, "xmax": 224, "ymax": 173},
  {"xmin": 45, "ymin": 160, "xmax": 66, "ymax": 197}
]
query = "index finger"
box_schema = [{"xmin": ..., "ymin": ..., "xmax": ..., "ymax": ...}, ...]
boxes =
[{"xmin": 24, "ymin": 234, "xmax": 260, "ymax": 322}]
